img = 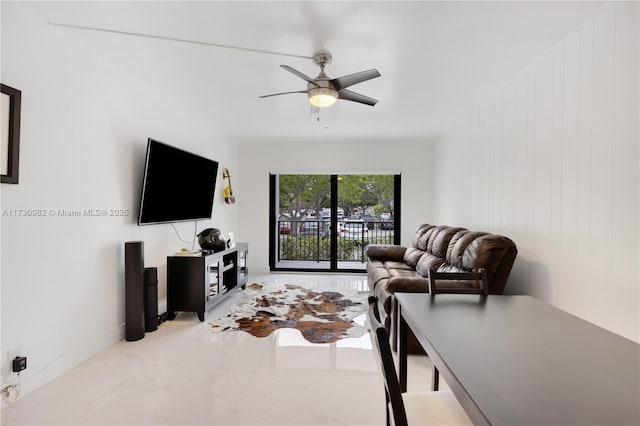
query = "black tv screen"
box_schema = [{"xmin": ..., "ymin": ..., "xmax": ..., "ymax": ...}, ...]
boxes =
[{"xmin": 138, "ymin": 138, "xmax": 219, "ymax": 225}]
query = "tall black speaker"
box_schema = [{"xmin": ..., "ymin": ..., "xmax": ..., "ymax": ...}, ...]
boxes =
[
  {"xmin": 125, "ymin": 241, "xmax": 145, "ymax": 341},
  {"xmin": 144, "ymin": 267, "xmax": 158, "ymax": 332}
]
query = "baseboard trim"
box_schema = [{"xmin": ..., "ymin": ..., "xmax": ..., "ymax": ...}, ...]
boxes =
[{"xmin": 0, "ymin": 323, "xmax": 125, "ymax": 410}]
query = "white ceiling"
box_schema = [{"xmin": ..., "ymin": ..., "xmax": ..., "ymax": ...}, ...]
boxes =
[{"xmin": 24, "ymin": 1, "xmax": 602, "ymax": 143}]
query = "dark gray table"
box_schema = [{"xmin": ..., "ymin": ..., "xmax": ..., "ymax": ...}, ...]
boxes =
[{"xmin": 396, "ymin": 293, "xmax": 640, "ymax": 426}]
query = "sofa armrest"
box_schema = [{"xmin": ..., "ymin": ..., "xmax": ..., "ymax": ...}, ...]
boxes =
[
  {"xmin": 365, "ymin": 244, "xmax": 407, "ymax": 262},
  {"xmin": 387, "ymin": 276, "xmax": 430, "ymax": 293}
]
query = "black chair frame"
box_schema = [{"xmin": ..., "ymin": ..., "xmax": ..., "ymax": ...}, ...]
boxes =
[
  {"xmin": 368, "ymin": 295, "xmax": 410, "ymax": 426},
  {"xmin": 427, "ymin": 268, "xmax": 489, "ymax": 295},
  {"xmin": 427, "ymin": 268, "xmax": 488, "ymax": 390}
]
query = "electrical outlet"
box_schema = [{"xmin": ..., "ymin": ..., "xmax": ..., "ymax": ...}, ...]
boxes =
[{"xmin": 12, "ymin": 356, "xmax": 26, "ymax": 373}]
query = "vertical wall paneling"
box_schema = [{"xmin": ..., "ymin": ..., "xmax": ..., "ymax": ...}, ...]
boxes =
[
  {"xmin": 513, "ymin": 70, "xmax": 529, "ymax": 271},
  {"xmin": 560, "ymin": 26, "xmax": 583, "ymax": 308},
  {"xmin": 610, "ymin": 1, "xmax": 640, "ymax": 331},
  {"xmin": 432, "ymin": 3, "xmax": 639, "ymax": 341},
  {"xmin": 587, "ymin": 5, "xmax": 616, "ymax": 317},
  {"xmin": 501, "ymin": 82, "xmax": 516, "ymax": 237},
  {"xmin": 550, "ymin": 43, "xmax": 564, "ymax": 240},
  {"xmin": 493, "ymin": 94, "xmax": 502, "ymax": 231},
  {"xmin": 526, "ymin": 66, "xmax": 537, "ymax": 268},
  {"xmin": 575, "ymin": 17, "xmax": 595, "ymax": 317}
]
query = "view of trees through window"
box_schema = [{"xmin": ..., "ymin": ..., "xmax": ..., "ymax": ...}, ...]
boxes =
[
  {"xmin": 338, "ymin": 175, "xmax": 395, "ymax": 219},
  {"xmin": 273, "ymin": 174, "xmax": 398, "ymax": 271},
  {"xmin": 278, "ymin": 175, "xmax": 394, "ymax": 219},
  {"xmin": 278, "ymin": 175, "xmax": 330, "ymax": 220}
]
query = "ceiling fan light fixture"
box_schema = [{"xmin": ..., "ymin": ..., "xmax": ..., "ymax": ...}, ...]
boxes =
[{"xmin": 308, "ymin": 87, "xmax": 338, "ymax": 108}]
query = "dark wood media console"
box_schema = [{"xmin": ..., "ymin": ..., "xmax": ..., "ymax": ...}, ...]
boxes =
[{"xmin": 167, "ymin": 243, "xmax": 248, "ymax": 321}]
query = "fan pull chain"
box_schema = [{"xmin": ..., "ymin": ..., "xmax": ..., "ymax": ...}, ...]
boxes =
[
  {"xmin": 310, "ymin": 104, "xmax": 329, "ymax": 129},
  {"xmin": 317, "ymin": 107, "xmax": 329, "ymax": 130}
]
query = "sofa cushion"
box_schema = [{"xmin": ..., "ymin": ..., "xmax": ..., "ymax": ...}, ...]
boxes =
[
  {"xmin": 367, "ymin": 260, "xmax": 392, "ymax": 290},
  {"xmin": 446, "ymin": 230, "xmax": 488, "ymax": 267},
  {"xmin": 403, "ymin": 247, "xmax": 424, "ymax": 268},
  {"xmin": 387, "ymin": 276, "xmax": 429, "ymax": 293},
  {"xmin": 427, "ymin": 226, "xmax": 467, "ymax": 257},
  {"xmin": 412, "ymin": 224, "xmax": 436, "ymax": 249},
  {"xmin": 384, "ymin": 261, "xmax": 416, "ymax": 272},
  {"xmin": 415, "ymin": 253, "xmax": 446, "ymax": 276}
]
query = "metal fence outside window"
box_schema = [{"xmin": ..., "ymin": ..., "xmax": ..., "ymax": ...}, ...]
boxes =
[{"xmin": 277, "ymin": 219, "xmax": 395, "ymax": 263}]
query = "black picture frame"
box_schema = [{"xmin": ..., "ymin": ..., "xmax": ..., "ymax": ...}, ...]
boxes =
[{"xmin": 1, "ymin": 84, "xmax": 21, "ymax": 184}]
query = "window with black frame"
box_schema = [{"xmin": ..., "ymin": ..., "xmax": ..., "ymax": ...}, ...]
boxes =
[{"xmin": 269, "ymin": 174, "xmax": 400, "ymax": 272}]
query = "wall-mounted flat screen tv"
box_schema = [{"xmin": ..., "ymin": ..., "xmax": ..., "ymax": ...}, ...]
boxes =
[{"xmin": 138, "ymin": 138, "xmax": 219, "ymax": 225}]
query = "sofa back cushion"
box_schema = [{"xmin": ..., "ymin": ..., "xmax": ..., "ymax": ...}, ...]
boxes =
[
  {"xmin": 427, "ymin": 226, "xmax": 467, "ymax": 256},
  {"xmin": 446, "ymin": 230, "xmax": 487, "ymax": 264},
  {"xmin": 412, "ymin": 224, "xmax": 435, "ymax": 250},
  {"xmin": 403, "ymin": 224, "xmax": 435, "ymax": 268},
  {"xmin": 415, "ymin": 226, "xmax": 466, "ymax": 276},
  {"xmin": 403, "ymin": 247, "xmax": 424, "ymax": 269}
]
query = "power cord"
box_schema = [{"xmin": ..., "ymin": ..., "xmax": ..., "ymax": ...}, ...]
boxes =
[
  {"xmin": 1, "ymin": 372, "xmax": 21, "ymax": 403},
  {"xmin": 169, "ymin": 221, "xmax": 199, "ymax": 249}
]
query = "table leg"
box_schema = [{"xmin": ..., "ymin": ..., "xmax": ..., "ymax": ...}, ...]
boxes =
[
  {"xmin": 432, "ymin": 367, "xmax": 440, "ymax": 391},
  {"xmin": 399, "ymin": 309, "xmax": 408, "ymax": 393}
]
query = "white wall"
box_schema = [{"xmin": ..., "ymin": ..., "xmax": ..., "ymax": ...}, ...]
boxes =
[
  {"xmin": 237, "ymin": 139, "xmax": 434, "ymax": 274},
  {"xmin": 0, "ymin": 4, "xmax": 237, "ymax": 404},
  {"xmin": 432, "ymin": 2, "xmax": 639, "ymax": 342}
]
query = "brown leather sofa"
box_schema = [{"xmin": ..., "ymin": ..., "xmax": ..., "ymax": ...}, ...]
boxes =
[{"xmin": 366, "ymin": 224, "xmax": 518, "ymax": 351}]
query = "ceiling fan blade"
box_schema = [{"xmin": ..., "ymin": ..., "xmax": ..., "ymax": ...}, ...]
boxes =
[
  {"xmin": 280, "ymin": 65, "xmax": 319, "ymax": 87},
  {"xmin": 338, "ymin": 89, "xmax": 379, "ymax": 106},
  {"xmin": 47, "ymin": 23, "xmax": 314, "ymax": 60},
  {"xmin": 330, "ymin": 69, "xmax": 381, "ymax": 91},
  {"xmin": 259, "ymin": 90, "xmax": 308, "ymax": 99}
]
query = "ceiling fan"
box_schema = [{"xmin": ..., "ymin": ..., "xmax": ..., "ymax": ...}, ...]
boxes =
[{"xmin": 259, "ymin": 51, "xmax": 381, "ymax": 108}]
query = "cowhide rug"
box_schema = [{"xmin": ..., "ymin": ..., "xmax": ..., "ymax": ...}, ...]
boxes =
[{"xmin": 208, "ymin": 283, "xmax": 368, "ymax": 344}]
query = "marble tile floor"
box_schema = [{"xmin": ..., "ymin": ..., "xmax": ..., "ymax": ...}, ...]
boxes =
[{"xmin": 1, "ymin": 273, "xmax": 444, "ymax": 426}]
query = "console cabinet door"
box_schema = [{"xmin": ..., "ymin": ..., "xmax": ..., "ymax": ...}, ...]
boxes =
[{"xmin": 167, "ymin": 256, "xmax": 206, "ymax": 320}]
